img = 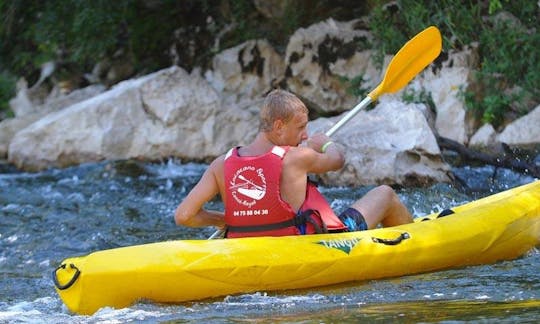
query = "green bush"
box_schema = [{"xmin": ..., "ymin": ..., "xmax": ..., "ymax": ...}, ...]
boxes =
[
  {"xmin": 471, "ymin": 17, "xmax": 539, "ymax": 126},
  {"xmin": 0, "ymin": 71, "xmax": 15, "ymax": 118},
  {"xmin": 369, "ymin": 0, "xmax": 539, "ymax": 128},
  {"xmin": 368, "ymin": 0, "xmax": 481, "ymax": 67},
  {"xmin": 402, "ymin": 88, "xmax": 436, "ymax": 112},
  {"xmin": 0, "ymin": 0, "xmax": 224, "ymax": 79}
]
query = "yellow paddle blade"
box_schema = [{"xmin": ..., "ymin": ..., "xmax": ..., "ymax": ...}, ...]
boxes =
[{"xmin": 368, "ymin": 26, "xmax": 442, "ymax": 100}]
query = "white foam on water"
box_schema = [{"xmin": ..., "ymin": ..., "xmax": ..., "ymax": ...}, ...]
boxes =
[
  {"xmin": 0, "ymin": 298, "xmax": 169, "ymax": 323},
  {"xmin": 0, "ymin": 297, "xmax": 57, "ymax": 323},
  {"xmin": 0, "ymin": 309, "xmax": 43, "ymax": 322},
  {"xmin": 57, "ymin": 175, "xmax": 80, "ymax": 185},
  {"xmin": 89, "ymin": 306, "xmax": 167, "ymax": 323},
  {"xmin": 1, "ymin": 203, "xmax": 21, "ymax": 212},
  {"xmin": 221, "ymin": 291, "xmax": 327, "ymax": 306},
  {"xmin": 149, "ymin": 159, "xmax": 207, "ymax": 179},
  {"xmin": 6, "ymin": 235, "xmax": 18, "ymax": 243},
  {"xmin": 475, "ymin": 295, "xmax": 491, "ymax": 300}
]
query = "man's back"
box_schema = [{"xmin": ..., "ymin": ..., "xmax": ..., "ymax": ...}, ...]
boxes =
[{"xmin": 218, "ymin": 145, "xmax": 310, "ymax": 213}]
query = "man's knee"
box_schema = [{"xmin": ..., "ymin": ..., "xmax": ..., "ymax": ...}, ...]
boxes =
[
  {"xmin": 376, "ymin": 185, "xmax": 406, "ymax": 210},
  {"xmin": 374, "ymin": 185, "xmax": 396, "ymax": 200}
]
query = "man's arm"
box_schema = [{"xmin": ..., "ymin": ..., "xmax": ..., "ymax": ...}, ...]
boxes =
[
  {"xmin": 174, "ymin": 159, "xmax": 225, "ymax": 228},
  {"xmin": 301, "ymin": 133, "xmax": 345, "ymax": 174}
]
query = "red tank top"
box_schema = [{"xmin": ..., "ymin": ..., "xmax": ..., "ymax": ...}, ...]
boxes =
[{"xmin": 224, "ymin": 146, "xmax": 346, "ymax": 238}]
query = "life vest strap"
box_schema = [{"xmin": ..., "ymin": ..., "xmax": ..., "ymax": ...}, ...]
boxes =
[
  {"xmin": 227, "ymin": 218, "xmax": 297, "ymax": 233},
  {"xmin": 296, "ymin": 209, "xmax": 328, "ymax": 234},
  {"xmin": 227, "ymin": 209, "xmax": 329, "ymax": 234}
]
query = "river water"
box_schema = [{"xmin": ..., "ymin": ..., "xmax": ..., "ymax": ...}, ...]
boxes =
[{"xmin": 0, "ymin": 158, "xmax": 538, "ymax": 323}]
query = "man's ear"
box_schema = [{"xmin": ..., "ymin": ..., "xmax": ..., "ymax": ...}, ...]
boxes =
[{"xmin": 273, "ymin": 119, "xmax": 284, "ymax": 132}]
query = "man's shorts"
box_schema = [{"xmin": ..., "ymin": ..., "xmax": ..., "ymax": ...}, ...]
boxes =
[{"xmin": 338, "ymin": 207, "xmax": 368, "ymax": 231}]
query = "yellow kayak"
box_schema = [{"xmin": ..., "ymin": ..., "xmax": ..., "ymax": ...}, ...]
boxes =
[{"xmin": 53, "ymin": 180, "xmax": 540, "ymax": 315}]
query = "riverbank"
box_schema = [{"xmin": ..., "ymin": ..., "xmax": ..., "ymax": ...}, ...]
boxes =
[{"xmin": 2, "ymin": 15, "xmax": 539, "ymax": 185}]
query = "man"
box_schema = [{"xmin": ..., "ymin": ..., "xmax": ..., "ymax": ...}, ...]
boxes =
[{"xmin": 175, "ymin": 89, "xmax": 413, "ymax": 237}]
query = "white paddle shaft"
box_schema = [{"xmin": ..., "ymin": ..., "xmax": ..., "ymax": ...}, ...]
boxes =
[{"xmin": 325, "ymin": 96, "xmax": 373, "ymax": 137}]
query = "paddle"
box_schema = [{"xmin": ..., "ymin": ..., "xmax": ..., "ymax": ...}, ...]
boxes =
[
  {"xmin": 209, "ymin": 26, "xmax": 442, "ymax": 239},
  {"xmin": 326, "ymin": 25, "xmax": 442, "ymax": 136}
]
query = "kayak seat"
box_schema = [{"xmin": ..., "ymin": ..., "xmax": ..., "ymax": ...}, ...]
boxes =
[
  {"xmin": 437, "ymin": 208, "xmax": 455, "ymax": 218},
  {"xmin": 420, "ymin": 208, "xmax": 455, "ymax": 221}
]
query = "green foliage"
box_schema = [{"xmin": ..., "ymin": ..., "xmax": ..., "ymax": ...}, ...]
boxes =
[
  {"xmin": 368, "ymin": 5, "xmax": 407, "ymax": 68},
  {"xmin": 221, "ymin": 0, "xmax": 370, "ymax": 51},
  {"xmin": 0, "ymin": 0, "xmax": 221, "ymax": 78},
  {"xmin": 1, "ymin": 1, "xmax": 43, "ymax": 78},
  {"xmin": 480, "ymin": 19, "xmax": 540, "ymax": 95},
  {"xmin": 369, "ymin": 0, "xmax": 481, "ymax": 58},
  {"xmin": 401, "ymin": 88, "xmax": 435, "ymax": 112},
  {"xmin": 338, "ymin": 74, "xmax": 370, "ymax": 98},
  {"xmin": 488, "ymin": 0, "xmax": 503, "ymax": 14},
  {"xmin": 32, "ymin": 1, "xmax": 126, "ymax": 68},
  {"xmin": 0, "ymin": 71, "xmax": 15, "ymax": 117},
  {"xmin": 0, "ymin": 0, "xmax": 226, "ymax": 121},
  {"xmin": 471, "ymin": 16, "xmax": 539, "ymax": 127},
  {"xmin": 221, "ymin": 0, "xmax": 261, "ymax": 48},
  {"xmin": 463, "ymin": 82, "xmax": 516, "ymax": 127},
  {"xmin": 369, "ymin": 0, "xmax": 539, "ymax": 128}
]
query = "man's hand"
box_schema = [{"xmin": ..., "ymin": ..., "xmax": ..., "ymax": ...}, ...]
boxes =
[{"xmin": 306, "ymin": 133, "xmax": 332, "ymax": 153}]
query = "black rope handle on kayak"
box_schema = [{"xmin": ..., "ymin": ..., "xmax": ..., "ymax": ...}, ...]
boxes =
[
  {"xmin": 52, "ymin": 263, "xmax": 80, "ymax": 290},
  {"xmin": 372, "ymin": 232, "xmax": 410, "ymax": 245}
]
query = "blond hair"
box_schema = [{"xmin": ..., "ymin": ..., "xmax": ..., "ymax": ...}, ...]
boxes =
[{"xmin": 259, "ymin": 89, "xmax": 308, "ymax": 132}]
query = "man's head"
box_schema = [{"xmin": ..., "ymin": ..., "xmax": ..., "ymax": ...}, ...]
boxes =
[{"xmin": 260, "ymin": 89, "xmax": 309, "ymax": 146}]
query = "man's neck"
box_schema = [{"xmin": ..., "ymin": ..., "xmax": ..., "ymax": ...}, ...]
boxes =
[{"xmin": 238, "ymin": 132, "xmax": 277, "ymax": 156}]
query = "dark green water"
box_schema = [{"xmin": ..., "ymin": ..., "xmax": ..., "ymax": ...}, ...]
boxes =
[{"xmin": 0, "ymin": 160, "xmax": 538, "ymax": 323}]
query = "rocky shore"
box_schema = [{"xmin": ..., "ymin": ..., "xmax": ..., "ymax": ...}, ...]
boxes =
[{"xmin": 1, "ymin": 19, "xmax": 538, "ymax": 186}]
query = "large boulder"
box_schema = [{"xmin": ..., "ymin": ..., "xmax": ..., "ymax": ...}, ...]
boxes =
[
  {"xmin": 410, "ymin": 44, "xmax": 480, "ymax": 145},
  {"xmin": 212, "ymin": 98, "xmax": 261, "ymax": 150},
  {"xmin": 1, "ymin": 84, "xmax": 107, "ymax": 159},
  {"xmin": 8, "ymin": 79, "xmax": 47, "ymax": 117},
  {"xmin": 8, "ymin": 67, "xmax": 224, "ymax": 170},
  {"xmin": 9, "ymin": 78, "xmax": 106, "ymax": 118},
  {"xmin": 0, "ymin": 114, "xmax": 41, "ymax": 158},
  {"xmin": 497, "ymin": 104, "xmax": 540, "ymax": 148},
  {"xmin": 205, "ymin": 39, "xmax": 285, "ymax": 104},
  {"xmin": 309, "ymin": 98, "xmax": 450, "ymax": 186},
  {"xmin": 429, "ymin": 66, "xmax": 472, "ymax": 144},
  {"xmin": 284, "ymin": 18, "xmax": 379, "ymax": 114},
  {"xmin": 469, "ymin": 124, "xmax": 497, "ymax": 148}
]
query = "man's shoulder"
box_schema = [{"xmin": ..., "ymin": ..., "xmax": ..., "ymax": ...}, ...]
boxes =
[
  {"xmin": 286, "ymin": 145, "xmax": 313, "ymax": 156},
  {"xmin": 283, "ymin": 146, "xmax": 316, "ymax": 165},
  {"xmin": 212, "ymin": 154, "xmax": 226, "ymax": 164},
  {"xmin": 208, "ymin": 154, "xmax": 226, "ymax": 171}
]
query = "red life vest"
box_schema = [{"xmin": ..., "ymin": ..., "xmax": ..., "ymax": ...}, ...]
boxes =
[{"xmin": 224, "ymin": 146, "xmax": 347, "ymax": 238}]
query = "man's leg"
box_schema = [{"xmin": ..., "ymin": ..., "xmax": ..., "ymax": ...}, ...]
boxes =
[{"xmin": 348, "ymin": 185, "xmax": 413, "ymax": 229}]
